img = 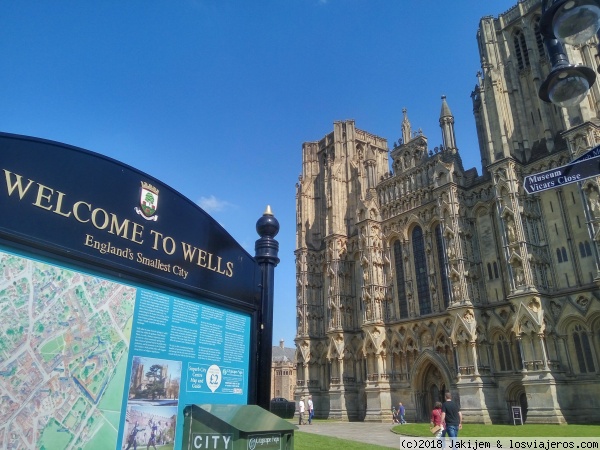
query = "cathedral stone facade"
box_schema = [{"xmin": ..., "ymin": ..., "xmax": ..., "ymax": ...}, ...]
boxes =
[{"xmin": 294, "ymin": 0, "xmax": 600, "ymax": 424}]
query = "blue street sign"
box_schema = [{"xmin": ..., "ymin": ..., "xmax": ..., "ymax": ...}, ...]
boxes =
[
  {"xmin": 524, "ymin": 153, "xmax": 600, "ymax": 194},
  {"xmin": 572, "ymin": 143, "xmax": 600, "ymax": 163}
]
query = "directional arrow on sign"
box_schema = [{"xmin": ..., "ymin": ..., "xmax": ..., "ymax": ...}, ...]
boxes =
[{"xmin": 523, "ymin": 154, "xmax": 600, "ymax": 194}]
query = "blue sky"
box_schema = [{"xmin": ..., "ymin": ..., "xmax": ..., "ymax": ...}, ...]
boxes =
[{"xmin": 0, "ymin": 1, "xmax": 518, "ymax": 348}]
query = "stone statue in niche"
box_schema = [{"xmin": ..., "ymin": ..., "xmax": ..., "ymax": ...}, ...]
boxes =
[
  {"xmin": 463, "ymin": 310, "xmax": 474, "ymax": 323},
  {"xmin": 514, "ymin": 265, "xmax": 524, "ymax": 286},
  {"xmin": 506, "ymin": 216, "xmax": 516, "ymax": 243},
  {"xmin": 587, "ymin": 187, "xmax": 600, "ymax": 218}
]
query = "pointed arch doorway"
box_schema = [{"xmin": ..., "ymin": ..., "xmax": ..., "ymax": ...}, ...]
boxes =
[
  {"xmin": 413, "ymin": 356, "xmax": 449, "ymax": 422},
  {"xmin": 505, "ymin": 382, "xmax": 528, "ymax": 424}
]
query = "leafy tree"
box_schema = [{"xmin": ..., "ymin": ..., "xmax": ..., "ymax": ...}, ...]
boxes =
[{"xmin": 145, "ymin": 365, "xmax": 166, "ymax": 400}]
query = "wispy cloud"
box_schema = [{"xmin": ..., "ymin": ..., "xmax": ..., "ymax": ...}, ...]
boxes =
[{"xmin": 197, "ymin": 195, "xmax": 234, "ymax": 213}]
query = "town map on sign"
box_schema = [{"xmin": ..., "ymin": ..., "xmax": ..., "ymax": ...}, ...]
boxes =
[{"xmin": 0, "ymin": 249, "xmax": 136, "ymax": 450}]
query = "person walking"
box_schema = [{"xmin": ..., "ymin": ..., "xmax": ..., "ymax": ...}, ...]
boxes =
[
  {"xmin": 398, "ymin": 402, "xmax": 407, "ymax": 424},
  {"xmin": 430, "ymin": 401, "xmax": 444, "ymax": 440},
  {"xmin": 307, "ymin": 395, "xmax": 314, "ymax": 424},
  {"xmin": 440, "ymin": 392, "xmax": 462, "ymax": 443},
  {"xmin": 298, "ymin": 397, "xmax": 306, "ymax": 425}
]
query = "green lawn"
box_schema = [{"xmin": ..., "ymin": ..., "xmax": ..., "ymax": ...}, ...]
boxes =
[
  {"xmin": 287, "ymin": 420, "xmax": 600, "ymax": 450},
  {"xmin": 294, "ymin": 431, "xmax": 393, "ymax": 450},
  {"xmin": 391, "ymin": 423, "xmax": 600, "ymax": 437}
]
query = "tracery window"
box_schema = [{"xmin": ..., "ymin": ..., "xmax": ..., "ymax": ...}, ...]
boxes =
[
  {"xmin": 412, "ymin": 226, "xmax": 431, "ymax": 315},
  {"xmin": 534, "ymin": 17, "xmax": 545, "ymax": 58},
  {"xmin": 556, "ymin": 247, "xmax": 568, "ymax": 263},
  {"xmin": 572, "ymin": 324, "xmax": 595, "ymax": 373},
  {"xmin": 487, "ymin": 262, "xmax": 500, "ymax": 280},
  {"xmin": 495, "ymin": 335, "xmax": 513, "ymax": 372},
  {"xmin": 394, "ymin": 240, "xmax": 409, "ymax": 319},
  {"xmin": 435, "ymin": 224, "xmax": 450, "ymax": 308},
  {"xmin": 579, "ymin": 241, "xmax": 592, "ymax": 258},
  {"xmin": 514, "ymin": 29, "xmax": 530, "ymax": 70}
]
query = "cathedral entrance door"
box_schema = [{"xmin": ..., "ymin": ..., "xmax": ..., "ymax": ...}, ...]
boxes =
[
  {"xmin": 416, "ymin": 363, "xmax": 446, "ymax": 422},
  {"xmin": 505, "ymin": 382, "xmax": 528, "ymax": 424}
]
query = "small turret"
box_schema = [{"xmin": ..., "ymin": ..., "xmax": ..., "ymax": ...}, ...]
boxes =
[{"xmin": 439, "ymin": 95, "xmax": 457, "ymax": 154}]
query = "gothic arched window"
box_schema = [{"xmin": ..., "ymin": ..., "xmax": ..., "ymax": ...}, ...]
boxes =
[
  {"xmin": 572, "ymin": 324, "xmax": 595, "ymax": 373},
  {"xmin": 514, "ymin": 29, "xmax": 530, "ymax": 70},
  {"xmin": 393, "ymin": 240, "xmax": 409, "ymax": 319},
  {"xmin": 579, "ymin": 241, "xmax": 592, "ymax": 258},
  {"xmin": 488, "ymin": 262, "xmax": 500, "ymax": 279},
  {"xmin": 412, "ymin": 226, "xmax": 431, "ymax": 315},
  {"xmin": 557, "ymin": 247, "xmax": 568, "ymax": 263},
  {"xmin": 435, "ymin": 224, "xmax": 451, "ymax": 308},
  {"xmin": 534, "ymin": 17, "xmax": 545, "ymax": 58},
  {"xmin": 496, "ymin": 335, "xmax": 513, "ymax": 372}
]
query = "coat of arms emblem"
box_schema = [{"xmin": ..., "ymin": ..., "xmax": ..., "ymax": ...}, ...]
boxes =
[{"xmin": 135, "ymin": 181, "xmax": 159, "ymax": 221}]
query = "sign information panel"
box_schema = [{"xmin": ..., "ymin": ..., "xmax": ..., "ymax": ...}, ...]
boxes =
[
  {"xmin": 0, "ymin": 246, "xmax": 250, "ymax": 450},
  {"xmin": 512, "ymin": 406, "xmax": 523, "ymax": 425}
]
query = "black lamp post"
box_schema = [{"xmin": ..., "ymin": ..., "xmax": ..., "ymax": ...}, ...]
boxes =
[
  {"xmin": 254, "ymin": 205, "xmax": 280, "ymax": 410},
  {"xmin": 538, "ymin": 0, "xmax": 600, "ymax": 106}
]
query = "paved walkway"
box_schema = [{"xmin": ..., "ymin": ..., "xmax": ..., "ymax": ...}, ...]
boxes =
[{"xmin": 295, "ymin": 421, "xmax": 405, "ymax": 449}]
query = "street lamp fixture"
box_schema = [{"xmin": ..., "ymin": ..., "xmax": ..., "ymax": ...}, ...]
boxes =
[
  {"xmin": 538, "ymin": 0, "xmax": 600, "ymax": 106},
  {"xmin": 539, "ymin": 37, "xmax": 597, "ymax": 106},
  {"xmin": 540, "ymin": 0, "xmax": 600, "ymax": 45}
]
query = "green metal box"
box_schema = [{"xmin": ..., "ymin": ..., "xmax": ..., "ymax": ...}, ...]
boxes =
[{"xmin": 182, "ymin": 404, "xmax": 295, "ymax": 450}]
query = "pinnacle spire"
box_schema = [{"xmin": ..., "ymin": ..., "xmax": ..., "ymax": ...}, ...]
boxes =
[
  {"xmin": 439, "ymin": 96, "xmax": 457, "ymax": 154},
  {"xmin": 401, "ymin": 108, "xmax": 411, "ymax": 144},
  {"xmin": 440, "ymin": 95, "xmax": 453, "ymax": 119}
]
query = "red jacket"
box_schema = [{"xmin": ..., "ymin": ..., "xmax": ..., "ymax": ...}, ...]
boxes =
[{"xmin": 431, "ymin": 408, "xmax": 443, "ymax": 426}]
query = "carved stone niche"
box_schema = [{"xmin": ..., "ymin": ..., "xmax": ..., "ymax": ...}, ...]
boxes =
[
  {"xmin": 575, "ymin": 295, "xmax": 590, "ymax": 311},
  {"xmin": 527, "ymin": 297, "xmax": 541, "ymax": 313},
  {"xmin": 463, "ymin": 309, "xmax": 475, "ymax": 323},
  {"xmin": 549, "ymin": 300, "xmax": 562, "ymax": 319},
  {"xmin": 421, "ymin": 332, "xmax": 433, "ymax": 348}
]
